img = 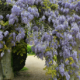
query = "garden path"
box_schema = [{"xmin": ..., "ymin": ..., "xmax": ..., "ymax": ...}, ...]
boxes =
[{"xmin": 13, "ymin": 56, "xmax": 52, "ymax": 80}]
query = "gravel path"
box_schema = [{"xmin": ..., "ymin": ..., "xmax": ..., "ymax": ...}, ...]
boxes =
[{"xmin": 13, "ymin": 55, "xmax": 52, "ymax": 80}]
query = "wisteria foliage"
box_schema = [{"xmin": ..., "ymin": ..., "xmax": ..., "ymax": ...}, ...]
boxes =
[{"xmin": 0, "ymin": 0, "xmax": 80, "ymax": 80}]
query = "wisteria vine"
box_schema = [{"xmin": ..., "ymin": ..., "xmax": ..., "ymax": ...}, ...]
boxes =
[{"xmin": 0, "ymin": 0, "xmax": 80, "ymax": 80}]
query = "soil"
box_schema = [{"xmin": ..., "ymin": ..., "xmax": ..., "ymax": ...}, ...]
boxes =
[{"xmin": 13, "ymin": 55, "xmax": 52, "ymax": 80}]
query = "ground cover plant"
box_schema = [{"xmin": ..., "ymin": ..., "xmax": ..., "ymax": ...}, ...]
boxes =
[
  {"xmin": 20, "ymin": 67, "xmax": 28, "ymax": 71},
  {"xmin": 0, "ymin": 0, "xmax": 80, "ymax": 80}
]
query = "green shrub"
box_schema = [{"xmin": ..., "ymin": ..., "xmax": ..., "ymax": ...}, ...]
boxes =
[
  {"xmin": 27, "ymin": 44, "xmax": 35, "ymax": 55},
  {"xmin": 27, "ymin": 44, "xmax": 33, "ymax": 52},
  {"xmin": 11, "ymin": 40, "xmax": 27, "ymax": 73}
]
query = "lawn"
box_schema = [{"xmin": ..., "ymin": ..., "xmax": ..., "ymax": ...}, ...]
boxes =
[
  {"xmin": 20, "ymin": 67, "xmax": 28, "ymax": 71},
  {"xmin": 27, "ymin": 44, "xmax": 35, "ymax": 56}
]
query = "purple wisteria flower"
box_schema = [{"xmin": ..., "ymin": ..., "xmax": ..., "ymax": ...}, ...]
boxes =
[
  {"xmin": 32, "ymin": 26, "xmax": 39, "ymax": 31},
  {"xmin": 4, "ymin": 31, "xmax": 9, "ymax": 37},
  {"xmin": 11, "ymin": 5, "xmax": 21, "ymax": 16},
  {"xmin": 6, "ymin": 14, "xmax": 10, "ymax": 19},
  {"xmin": 0, "ymin": 25, "xmax": 1, "ymax": 29},
  {"xmin": 9, "ymin": 14, "xmax": 18, "ymax": 24},
  {"xmin": 71, "ymin": 50, "xmax": 78, "ymax": 62},
  {"xmin": 59, "ymin": 63, "xmax": 65, "ymax": 76},
  {"xmin": 64, "ymin": 72, "xmax": 70, "ymax": 80},
  {"xmin": 7, "ymin": 49, "xmax": 11, "ymax": 53},
  {"xmin": 21, "ymin": 17, "xmax": 29, "ymax": 24},
  {"xmin": 0, "ymin": 15, "xmax": 3, "ymax": 19},
  {"xmin": 9, "ymin": 19, "xmax": 15, "ymax": 25},
  {"xmin": 11, "ymin": 40, "xmax": 15, "ymax": 46},
  {"xmin": 75, "ymin": 1, "xmax": 80, "ymax": 13},
  {"xmin": 16, "ymin": 33, "xmax": 22, "ymax": 42},
  {"xmin": 26, "ymin": 0, "xmax": 35, "ymax": 5},
  {"xmin": 76, "ymin": 32, "xmax": 80, "ymax": 40},
  {"xmin": 0, "ymin": 31, "xmax": 3, "ymax": 41},
  {"xmin": 0, "ymin": 43, "xmax": 3, "ymax": 49},
  {"xmin": 71, "ymin": 23, "xmax": 79, "ymax": 34},
  {"xmin": 40, "ymin": 15, "xmax": 46, "ymax": 21},
  {"xmin": 64, "ymin": 2, "xmax": 70, "ymax": 8},
  {"xmin": 12, "ymin": 32, "xmax": 16, "ymax": 41},
  {"xmin": 65, "ymin": 60, "xmax": 69, "ymax": 65},
  {"xmin": 1, "ymin": 52, "xmax": 4, "ymax": 57},
  {"xmin": 58, "ymin": 15, "xmax": 66, "ymax": 24}
]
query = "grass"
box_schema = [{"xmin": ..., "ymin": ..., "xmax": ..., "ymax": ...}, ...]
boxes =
[{"xmin": 20, "ymin": 67, "xmax": 28, "ymax": 71}]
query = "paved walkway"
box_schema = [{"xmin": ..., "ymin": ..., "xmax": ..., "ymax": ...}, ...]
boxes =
[{"xmin": 13, "ymin": 56, "xmax": 52, "ymax": 80}]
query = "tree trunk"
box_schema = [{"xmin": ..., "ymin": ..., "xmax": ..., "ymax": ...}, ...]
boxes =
[
  {"xmin": 1, "ymin": 48, "xmax": 14, "ymax": 80},
  {"xmin": 0, "ymin": 60, "xmax": 3, "ymax": 80}
]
